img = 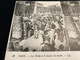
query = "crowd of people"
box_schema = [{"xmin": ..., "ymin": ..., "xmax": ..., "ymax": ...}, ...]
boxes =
[
  {"xmin": 29, "ymin": 12, "xmax": 64, "ymax": 42},
  {"xmin": 8, "ymin": 12, "xmax": 67, "ymax": 51},
  {"xmin": 24, "ymin": 13, "xmax": 67, "ymax": 51}
]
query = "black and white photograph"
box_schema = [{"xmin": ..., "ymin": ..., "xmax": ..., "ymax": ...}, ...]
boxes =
[{"xmin": 7, "ymin": 1, "xmax": 80, "ymax": 52}]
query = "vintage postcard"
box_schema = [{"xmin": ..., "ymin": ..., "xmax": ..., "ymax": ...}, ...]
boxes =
[{"xmin": 5, "ymin": 1, "xmax": 80, "ymax": 60}]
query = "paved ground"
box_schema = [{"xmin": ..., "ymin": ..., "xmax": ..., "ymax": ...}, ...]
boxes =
[{"xmin": 19, "ymin": 35, "xmax": 43, "ymax": 51}]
